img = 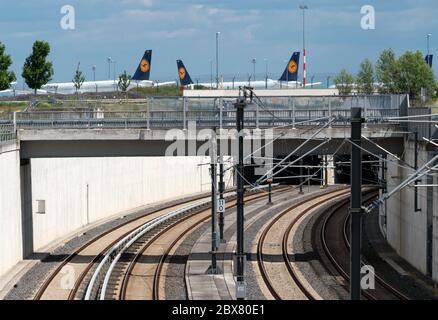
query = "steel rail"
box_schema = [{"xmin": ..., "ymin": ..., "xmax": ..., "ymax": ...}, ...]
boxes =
[
  {"xmin": 257, "ymin": 188, "xmax": 350, "ymax": 300},
  {"xmin": 34, "ymin": 191, "xmax": 219, "ymax": 300},
  {"xmin": 120, "ymin": 186, "xmax": 292, "ymax": 300},
  {"xmin": 86, "ymin": 184, "xmax": 286, "ymax": 300},
  {"xmin": 343, "ymin": 207, "xmax": 409, "ymax": 300}
]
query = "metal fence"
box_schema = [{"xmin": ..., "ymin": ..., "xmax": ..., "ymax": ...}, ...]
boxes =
[
  {"xmin": 0, "ymin": 124, "xmax": 16, "ymax": 143},
  {"xmin": 407, "ymin": 107, "xmax": 437, "ymax": 141},
  {"xmin": 0, "ymin": 95, "xmax": 407, "ymax": 130}
]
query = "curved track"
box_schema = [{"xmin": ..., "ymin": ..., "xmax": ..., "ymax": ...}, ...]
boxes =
[
  {"xmin": 257, "ymin": 188, "xmax": 351, "ymax": 300},
  {"xmin": 34, "ymin": 186, "xmax": 290, "ymax": 300},
  {"xmin": 320, "ymin": 191, "xmax": 409, "ymax": 300},
  {"xmin": 34, "ymin": 194, "xmax": 215, "ymax": 300},
  {"xmin": 113, "ymin": 188, "xmax": 291, "ymax": 300}
]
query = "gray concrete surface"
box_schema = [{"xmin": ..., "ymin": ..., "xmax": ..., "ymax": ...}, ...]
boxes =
[{"xmin": 0, "ymin": 141, "xmax": 23, "ymax": 277}]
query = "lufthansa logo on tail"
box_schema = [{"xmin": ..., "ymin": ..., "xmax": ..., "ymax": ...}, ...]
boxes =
[
  {"xmin": 288, "ymin": 60, "xmax": 298, "ymax": 73},
  {"xmin": 140, "ymin": 59, "xmax": 150, "ymax": 73},
  {"xmin": 179, "ymin": 67, "xmax": 186, "ymax": 80}
]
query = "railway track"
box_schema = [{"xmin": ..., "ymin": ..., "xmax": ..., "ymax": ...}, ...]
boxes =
[
  {"xmin": 34, "ymin": 193, "xmax": 217, "ymax": 300},
  {"xmin": 320, "ymin": 191, "xmax": 409, "ymax": 300},
  {"xmin": 257, "ymin": 188, "xmax": 352, "ymax": 300},
  {"xmin": 34, "ymin": 183, "xmax": 407, "ymax": 301},
  {"xmin": 34, "ymin": 184, "xmax": 290, "ymax": 300},
  {"xmin": 92, "ymin": 186, "xmax": 292, "ymax": 300}
]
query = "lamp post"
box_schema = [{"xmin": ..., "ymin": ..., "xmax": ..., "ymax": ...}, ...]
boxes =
[
  {"xmin": 299, "ymin": 5, "xmax": 308, "ymax": 87},
  {"xmin": 251, "ymin": 58, "xmax": 256, "ymax": 83},
  {"xmin": 216, "ymin": 32, "xmax": 220, "ymax": 89},
  {"xmin": 112, "ymin": 60, "xmax": 117, "ymax": 92},
  {"xmin": 107, "ymin": 57, "xmax": 112, "ymax": 80},
  {"xmin": 210, "ymin": 59, "xmax": 213, "ymax": 89},
  {"xmin": 92, "ymin": 65, "xmax": 96, "ymax": 82},
  {"xmin": 264, "ymin": 58, "xmax": 268, "ymax": 89},
  {"xmin": 284, "ymin": 59, "xmax": 289, "ymax": 87},
  {"xmin": 427, "ymin": 33, "xmax": 432, "ymax": 56}
]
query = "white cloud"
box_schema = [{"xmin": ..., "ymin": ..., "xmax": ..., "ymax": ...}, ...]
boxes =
[{"xmin": 120, "ymin": 0, "xmax": 154, "ymax": 7}]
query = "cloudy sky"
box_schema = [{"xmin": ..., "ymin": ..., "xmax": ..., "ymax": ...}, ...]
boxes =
[{"xmin": 0, "ymin": 0, "xmax": 437, "ymax": 84}]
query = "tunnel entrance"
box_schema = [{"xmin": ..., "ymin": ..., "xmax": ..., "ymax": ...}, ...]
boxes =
[
  {"xmin": 250, "ymin": 155, "xmax": 324, "ymax": 186},
  {"xmin": 334, "ymin": 154, "xmax": 379, "ymax": 185}
]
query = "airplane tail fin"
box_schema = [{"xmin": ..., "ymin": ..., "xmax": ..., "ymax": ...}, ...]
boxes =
[
  {"xmin": 132, "ymin": 50, "xmax": 152, "ymax": 81},
  {"xmin": 425, "ymin": 54, "xmax": 433, "ymax": 67},
  {"xmin": 279, "ymin": 52, "xmax": 300, "ymax": 82},
  {"xmin": 177, "ymin": 60, "xmax": 193, "ymax": 86}
]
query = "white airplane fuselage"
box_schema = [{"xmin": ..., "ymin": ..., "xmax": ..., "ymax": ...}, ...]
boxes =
[
  {"xmin": 186, "ymin": 79, "xmax": 318, "ymax": 90},
  {"xmin": 41, "ymin": 80, "xmax": 162, "ymax": 95}
]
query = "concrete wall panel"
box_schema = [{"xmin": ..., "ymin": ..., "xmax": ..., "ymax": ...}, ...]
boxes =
[
  {"xmin": 385, "ymin": 143, "xmax": 431, "ymax": 275},
  {"xmin": 29, "ymin": 156, "xmax": 221, "ymax": 251},
  {"xmin": 0, "ymin": 142, "xmax": 23, "ymax": 276}
]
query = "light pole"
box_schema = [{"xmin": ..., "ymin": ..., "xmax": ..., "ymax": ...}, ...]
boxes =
[
  {"xmin": 252, "ymin": 58, "xmax": 256, "ymax": 83},
  {"xmin": 350, "ymin": 107, "xmax": 363, "ymax": 300},
  {"xmin": 210, "ymin": 59, "xmax": 213, "ymax": 89},
  {"xmin": 427, "ymin": 33, "xmax": 432, "ymax": 56},
  {"xmin": 92, "ymin": 65, "xmax": 96, "ymax": 82},
  {"xmin": 299, "ymin": 5, "xmax": 308, "ymax": 87},
  {"xmin": 107, "ymin": 57, "xmax": 112, "ymax": 80},
  {"xmin": 113, "ymin": 60, "xmax": 117, "ymax": 92},
  {"xmin": 284, "ymin": 59, "xmax": 289, "ymax": 87},
  {"xmin": 216, "ymin": 32, "xmax": 220, "ymax": 89},
  {"xmin": 264, "ymin": 58, "xmax": 268, "ymax": 89}
]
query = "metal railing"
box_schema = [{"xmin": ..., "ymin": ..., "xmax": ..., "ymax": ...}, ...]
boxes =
[
  {"xmin": 0, "ymin": 95, "xmax": 407, "ymax": 131},
  {"xmin": 84, "ymin": 197, "xmax": 211, "ymax": 300},
  {"xmin": 84, "ymin": 183, "xmax": 276, "ymax": 300},
  {"xmin": 0, "ymin": 124, "xmax": 16, "ymax": 143}
]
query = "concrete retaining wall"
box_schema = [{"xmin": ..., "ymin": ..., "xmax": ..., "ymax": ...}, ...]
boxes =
[
  {"xmin": 385, "ymin": 142, "xmax": 437, "ymax": 279},
  {"xmin": 27, "ymin": 156, "xmax": 228, "ymax": 252},
  {"xmin": 0, "ymin": 142, "xmax": 23, "ymax": 276}
]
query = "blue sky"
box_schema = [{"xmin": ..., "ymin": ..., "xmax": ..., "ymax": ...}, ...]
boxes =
[{"xmin": 0, "ymin": 0, "xmax": 437, "ymax": 85}]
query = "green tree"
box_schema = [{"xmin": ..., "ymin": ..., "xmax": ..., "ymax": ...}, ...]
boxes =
[
  {"xmin": 375, "ymin": 49, "xmax": 399, "ymax": 94},
  {"xmin": 118, "ymin": 70, "xmax": 131, "ymax": 98},
  {"xmin": 0, "ymin": 42, "xmax": 16, "ymax": 90},
  {"xmin": 356, "ymin": 59, "xmax": 375, "ymax": 95},
  {"xmin": 22, "ymin": 40, "xmax": 54, "ymax": 94},
  {"xmin": 397, "ymin": 51, "xmax": 436, "ymax": 98},
  {"xmin": 333, "ymin": 69, "xmax": 354, "ymax": 95},
  {"xmin": 72, "ymin": 62, "xmax": 85, "ymax": 93}
]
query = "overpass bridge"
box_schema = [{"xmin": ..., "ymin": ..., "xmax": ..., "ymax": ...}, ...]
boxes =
[{"xmin": 1, "ymin": 94, "xmax": 409, "ymax": 158}]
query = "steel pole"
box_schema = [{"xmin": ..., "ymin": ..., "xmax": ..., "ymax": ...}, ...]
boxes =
[
  {"xmin": 414, "ymin": 131, "xmax": 420, "ymax": 212},
  {"xmin": 307, "ymin": 167, "xmax": 310, "ymax": 192},
  {"xmin": 302, "ymin": 8, "xmax": 306, "ymax": 87},
  {"xmin": 216, "ymin": 32, "xmax": 220, "ymax": 89},
  {"xmin": 268, "ymin": 182, "xmax": 272, "ymax": 204},
  {"xmin": 207, "ymin": 132, "xmax": 220, "ymax": 274},
  {"xmin": 299, "ymin": 158, "xmax": 304, "ymax": 194},
  {"xmin": 210, "ymin": 60, "xmax": 213, "ymax": 89},
  {"xmin": 210, "ymin": 161, "xmax": 217, "ymax": 270},
  {"xmin": 350, "ymin": 107, "xmax": 363, "ymax": 300},
  {"xmin": 219, "ymin": 153, "xmax": 225, "ymax": 242},
  {"xmin": 427, "ymin": 34, "xmax": 430, "ymax": 56},
  {"xmin": 235, "ymin": 98, "xmax": 246, "ymax": 300}
]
